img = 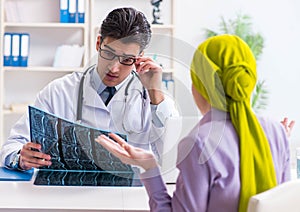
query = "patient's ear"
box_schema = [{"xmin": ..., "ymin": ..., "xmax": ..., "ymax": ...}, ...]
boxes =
[{"xmin": 192, "ymin": 85, "xmax": 211, "ymax": 115}]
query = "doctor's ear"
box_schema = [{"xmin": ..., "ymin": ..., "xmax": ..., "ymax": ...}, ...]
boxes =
[{"xmin": 96, "ymin": 35, "xmax": 103, "ymax": 51}]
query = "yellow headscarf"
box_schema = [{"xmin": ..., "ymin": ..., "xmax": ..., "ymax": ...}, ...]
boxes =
[{"xmin": 190, "ymin": 34, "xmax": 277, "ymax": 212}]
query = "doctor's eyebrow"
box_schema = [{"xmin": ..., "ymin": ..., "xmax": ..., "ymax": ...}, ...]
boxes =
[
  {"xmin": 103, "ymin": 44, "xmax": 136, "ymax": 57},
  {"xmin": 103, "ymin": 44, "xmax": 116, "ymax": 52}
]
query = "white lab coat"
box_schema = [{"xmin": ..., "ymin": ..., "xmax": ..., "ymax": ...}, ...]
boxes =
[{"xmin": 0, "ymin": 67, "xmax": 171, "ymax": 166}]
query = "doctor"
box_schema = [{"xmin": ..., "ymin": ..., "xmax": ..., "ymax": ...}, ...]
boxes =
[{"xmin": 0, "ymin": 7, "xmax": 177, "ymax": 171}]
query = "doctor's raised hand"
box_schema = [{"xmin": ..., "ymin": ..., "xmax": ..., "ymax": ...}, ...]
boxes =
[{"xmin": 135, "ymin": 56, "xmax": 164, "ymax": 105}]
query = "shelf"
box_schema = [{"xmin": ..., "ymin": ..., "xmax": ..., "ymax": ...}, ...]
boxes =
[
  {"xmin": 3, "ymin": 66, "xmax": 84, "ymax": 73},
  {"xmin": 4, "ymin": 22, "xmax": 86, "ymax": 29},
  {"xmin": 3, "ymin": 109, "xmax": 26, "ymax": 116},
  {"xmin": 3, "ymin": 102, "xmax": 29, "ymax": 115}
]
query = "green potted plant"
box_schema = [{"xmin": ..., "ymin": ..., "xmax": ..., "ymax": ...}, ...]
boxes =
[{"xmin": 204, "ymin": 13, "xmax": 268, "ymax": 113}]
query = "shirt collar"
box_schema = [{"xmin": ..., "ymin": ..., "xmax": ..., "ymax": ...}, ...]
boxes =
[
  {"xmin": 90, "ymin": 66, "xmax": 132, "ymax": 94},
  {"xmin": 200, "ymin": 108, "xmax": 230, "ymax": 125}
]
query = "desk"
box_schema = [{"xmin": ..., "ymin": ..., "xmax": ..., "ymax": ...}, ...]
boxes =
[
  {"xmin": 0, "ymin": 174, "xmax": 176, "ymax": 212},
  {"xmin": 0, "ymin": 168, "xmax": 296, "ymax": 212}
]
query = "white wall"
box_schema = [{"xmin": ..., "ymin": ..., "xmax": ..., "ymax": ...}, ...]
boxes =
[{"xmin": 173, "ymin": 0, "xmax": 300, "ymax": 164}]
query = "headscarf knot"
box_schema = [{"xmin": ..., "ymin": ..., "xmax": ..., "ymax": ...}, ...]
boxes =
[{"xmin": 222, "ymin": 62, "xmax": 256, "ymax": 102}]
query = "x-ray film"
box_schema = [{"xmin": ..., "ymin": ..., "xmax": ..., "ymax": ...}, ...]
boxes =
[{"xmin": 29, "ymin": 106, "xmax": 142, "ymax": 186}]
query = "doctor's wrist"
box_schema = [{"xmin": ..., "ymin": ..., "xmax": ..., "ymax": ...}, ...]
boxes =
[
  {"xmin": 10, "ymin": 150, "xmax": 24, "ymax": 171},
  {"xmin": 148, "ymin": 89, "xmax": 164, "ymax": 105}
]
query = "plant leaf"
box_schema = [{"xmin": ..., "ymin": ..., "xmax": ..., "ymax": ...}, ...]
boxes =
[{"xmin": 251, "ymin": 80, "xmax": 269, "ymax": 113}]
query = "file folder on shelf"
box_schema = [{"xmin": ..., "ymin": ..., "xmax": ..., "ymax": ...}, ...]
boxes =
[
  {"xmin": 60, "ymin": 0, "xmax": 69, "ymax": 23},
  {"xmin": 68, "ymin": 0, "xmax": 76, "ymax": 23},
  {"xmin": 11, "ymin": 33, "xmax": 20, "ymax": 67},
  {"xmin": 77, "ymin": 0, "xmax": 85, "ymax": 23},
  {"xmin": 4, "ymin": 32, "xmax": 30, "ymax": 67},
  {"xmin": 3, "ymin": 33, "xmax": 12, "ymax": 66},
  {"xmin": 19, "ymin": 33, "xmax": 30, "ymax": 67}
]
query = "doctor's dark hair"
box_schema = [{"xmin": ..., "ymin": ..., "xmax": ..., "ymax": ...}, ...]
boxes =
[{"xmin": 100, "ymin": 7, "xmax": 152, "ymax": 52}]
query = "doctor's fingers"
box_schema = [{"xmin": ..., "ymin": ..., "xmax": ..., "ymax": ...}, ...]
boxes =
[
  {"xmin": 20, "ymin": 156, "xmax": 51, "ymax": 170},
  {"xmin": 135, "ymin": 56, "xmax": 154, "ymax": 64},
  {"xmin": 19, "ymin": 151, "xmax": 52, "ymax": 170},
  {"xmin": 135, "ymin": 58, "xmax": 162, "ymax": 73},
  {"xmin": 21, "ymin": 142, "xmax": 51, "ymax": 160},
  {"xmin": 136, "ymin": 63, "xmax": 162, "ymax": 74},
  {"xmin": 23, "ymin": 142, "xmax": 42, "ymax": 152}
]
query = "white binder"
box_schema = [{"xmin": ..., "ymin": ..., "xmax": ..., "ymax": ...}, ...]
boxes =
[
  {"xmin": 3, "ymin": 33, "xmax": 12, "ymax": 66},
  {"xmin": 20, "ymin": 33, "xmax": 30, "ymax": 67},
  {"xmin": 77, "ymin": 0, "xmax": 85, "ymax": 23},
  {"xmin": 68, "ymin": 0, "xmax": 76, "ymax": 23},
  {"xmin": 11, "ymin": 33, "xmax": 20, "ymax": 66},
  {"xmin": 60, "ymin": 0, "xmax": 69, "ymax": 23}
]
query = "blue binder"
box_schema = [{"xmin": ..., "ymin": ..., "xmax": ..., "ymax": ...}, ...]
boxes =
[
  {"xmin": 60, "ymin": 0, "xmax": 69, "ymax": 23},
  {"xmin": 0, "ymin": 167, "xmax": 34, "ymax": 181},
  {"xmin": 77, "ymin": 0, "xmax": 85, "ymax": 23},
  {"xmin": 11, "ymin": 33, "xmax": 20, "ymax": 67},
  {"xmin": 68, "ymin": 0, "xmax": 76, "ymax": 23},
  {"xmin": 3, "ymin": 33, "xmax": 12, "ymax": 66},
  {"xmin": 19, "ymin": 33, "xmax": 30, "ymax": 67}
]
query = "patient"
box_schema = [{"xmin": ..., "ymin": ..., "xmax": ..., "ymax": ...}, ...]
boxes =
[{"xmin": 95, "ymin": 35, "xmax": 292, "ymax": 212}]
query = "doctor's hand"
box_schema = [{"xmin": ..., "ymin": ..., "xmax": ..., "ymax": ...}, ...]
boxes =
[
  {"xmin": 281, "ymin": 117, "xmax": 295, "ymax": 138},
  {"xmin": 95, "ymin": 133, "xmax": 158, "ymax": 171},
  {"xmin": 18, "ymin": 142, "xmax": 52, "ymax": 170},
  {"xmin": 135, "ymin": 56, "xmax": 164, "ymax": 105}
]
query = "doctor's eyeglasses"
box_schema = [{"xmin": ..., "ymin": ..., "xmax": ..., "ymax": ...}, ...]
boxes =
[{"xmin": 99, "ymin": 47, "xmax": 136, "ymax": 66}]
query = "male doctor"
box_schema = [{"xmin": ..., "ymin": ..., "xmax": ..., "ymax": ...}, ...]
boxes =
[{"xmin": 0, "ymin": 7, "xmax": 177, "ymax": 171}]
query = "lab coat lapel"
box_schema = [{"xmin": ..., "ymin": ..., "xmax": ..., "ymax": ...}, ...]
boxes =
[{"xmin": 82, "ymin": 70, "xmax": 107, "ymax": 110}]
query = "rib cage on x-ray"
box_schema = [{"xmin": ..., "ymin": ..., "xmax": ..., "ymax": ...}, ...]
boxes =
[{"xmin": 29, "ymin": 106, "xmax": 141, "ymax": 186}]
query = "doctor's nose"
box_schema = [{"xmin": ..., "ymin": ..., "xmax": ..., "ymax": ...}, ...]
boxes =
[{"xmin": 108, "ymin": 60, "xmax": 122, "ymax": 72}]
